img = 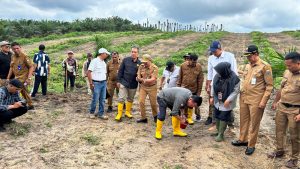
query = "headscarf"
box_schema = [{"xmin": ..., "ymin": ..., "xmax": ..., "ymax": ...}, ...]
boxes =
[{"xmin": 213, "ymin": 62, "xmax": 240, "ymax": 102}]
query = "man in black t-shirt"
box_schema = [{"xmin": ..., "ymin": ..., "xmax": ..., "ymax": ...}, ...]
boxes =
[{"xmin": 0, "ymin": 41, "xmax": 13, "ymax": 87}]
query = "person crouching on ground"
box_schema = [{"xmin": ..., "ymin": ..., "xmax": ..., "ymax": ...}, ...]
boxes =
[
  {"xmin": 0, "ymin": 79, "xmax": 28, "ymax": 132},
  {"xmin": 155, "ymin": 87, "xmax": 202, "ymax": 140},
  {"xmin": 210, "ymin": 62, "xmax": 240, "ymax": 142}
]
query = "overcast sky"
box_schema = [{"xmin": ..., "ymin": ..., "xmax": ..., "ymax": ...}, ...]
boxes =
[{"xmin": 1, "ymin": 0, "xmax": 300, "ymax": 33}]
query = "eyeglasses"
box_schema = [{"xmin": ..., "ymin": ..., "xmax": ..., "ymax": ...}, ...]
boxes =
[{"xmin": 3, "ymin": 45, "xmax": 10, "ymax": 48}]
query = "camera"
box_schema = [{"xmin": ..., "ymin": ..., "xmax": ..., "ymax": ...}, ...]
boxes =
[{"xmin": 20, "ymin": 100, "xmax": 27, "ymax": 106}]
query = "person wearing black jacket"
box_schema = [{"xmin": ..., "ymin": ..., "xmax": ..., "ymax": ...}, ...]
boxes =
[
  {"xmin": 115, "ymin": 45, "xmax": 141, "ymax": 121},
  {"xmin": 0, "ymin": 41, "xmax": 13, "ymax": 87}
]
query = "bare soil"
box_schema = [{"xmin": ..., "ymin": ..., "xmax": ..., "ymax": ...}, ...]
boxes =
[
  {"xmin": 266, "ymin": 33, "xmax": 300, "ymax": 53},
  {"xmin": 140, "ymin": 32, "xmax": 204, "ymax": 58},
  {"xmin": 0, "ymin": 33, "xmax": 296, "ymax": 169}
]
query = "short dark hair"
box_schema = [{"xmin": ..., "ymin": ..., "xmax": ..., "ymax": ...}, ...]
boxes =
[
  {"xmin": 11, "ymin": 42, "xmax": 20, "ymax": 47},
  {"xmin": 39, "ymin": 44, "xmax": 45, "ymax": 51},
  {"xmin": 131, "ymin": 45, "xmax": 139, "ymax": 53},
  {"xmin": 191, "ymin": 95, "xmax": 202, "ymax": 107},
  {"xmin": 285, "ymin": 52, "xmax": 300, "ymax": 63}
]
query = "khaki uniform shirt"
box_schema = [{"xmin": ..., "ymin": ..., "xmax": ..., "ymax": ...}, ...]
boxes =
[
  {"xmin": 278, "ymin": 70, "xmax": 300, "ymax": 114},
  {"xmin": 177, "ymin": 62, "xmax": 204, "ymax": 96},
  {"xmin": 137, "ymin": 63, "xmax": 158, "ymax": 89},
  {"xmin": 107, "ymin": 61, "xmax": 120, "ymax": 82},
  {"xmin": 10, "ymin": 52, "xmax": 33, "ymax": 83},
  {"xmin": 240, "ymin": 58, "xmax": 273, "ymax": 105}
]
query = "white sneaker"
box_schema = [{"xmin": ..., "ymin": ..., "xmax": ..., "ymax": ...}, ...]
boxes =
[
  {"xmin": 98, "ymin": 115, "xmax": 108, "ymax": 120},
  {"xmin": 89, "ymin": 114, "xmax": 96, "ymax": 119}
]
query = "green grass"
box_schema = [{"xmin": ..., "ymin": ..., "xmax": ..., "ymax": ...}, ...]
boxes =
[
  {"xmin": 111, "ymin": 31, "xmax": 191, "ymax": 54},
  {"xmin": 39, "ymin": 146, "xmax": 49, "ymax": 153},
  {"xmin": 282, "ymin": 30, "xmax": 300, "ymax": 40},
  {"xmin": 153, "ymin": 31, "xmax": 228, "ymax": 75},
  {"xmin": 17, "ymin": 31, "xmax": 107, "ymax": 45},
  {"xmin": 7, "ymin": 122, "xmax": 31, "ymax": 137},
  {"xmin": 81, "ymin": 134, "xmax": 100, "ymax": 145},
  {"xmin": 44, "ymin": 121, "xmax": 53, "ymax": 128}
]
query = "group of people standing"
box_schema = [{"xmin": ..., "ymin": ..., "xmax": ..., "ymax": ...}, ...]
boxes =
[{"xmin": 0, "ymin": 38, "xmax": 299, "ymax": 168}]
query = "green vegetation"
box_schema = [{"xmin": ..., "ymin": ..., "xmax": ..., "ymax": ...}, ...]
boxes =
[
  {"xmin": 7, "ymin": 122, "xmax": 31, "ymax": 137},
  {"xmin": 282, "ymin": 30, "xmax": 300, "ymax": 39},
  {"xmin": 0, "ymin": 17, "xmax": 155, "ymax": 41},
  {"xmin": 17, "ymin": 31, "xmax": 97, "ymax": 45},
  {"xmin": 49, "ymin": 110, "xmax": 64, "ymax": 119},
  {"xmin": 250, "ymin": 31, "xmax": 288, "ymax": 88},
  {"xmin": 111, "ymin": 31, "xmax": 190, "ymax": 53},
  {"xmin": 81, "ymin": 134, "xmax": 100, "ymax": 145},
  {"xmin": 39, "ymin": 146, "xmax": 49, "ymax": 153},
  {"xmin": 153, "ymin": 31, "xmax": 228, "ymax": 75}
]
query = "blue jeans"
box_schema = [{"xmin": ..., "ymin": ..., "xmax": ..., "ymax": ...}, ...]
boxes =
[{"xmin": 90, "ymin": 81, "xmax": 107, "ymax": 116}]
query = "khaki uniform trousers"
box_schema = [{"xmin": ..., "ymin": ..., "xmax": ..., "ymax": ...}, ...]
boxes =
[
  {"xmin": 21, "ymin": 84, "xmax": 33, "ymax": 107},
  {"xmin": 139, "ymin": 85, "xmax": 158, "ymax": 119},
  {"xmin": 275, "ymin": 106, "xmax": 300, "ymax": 160},
  {"xmin": 107, "ymin": 80, "xmax": 118, "ymax": 107},
  {"xmin": 239, "ymin": 101, "xmax": 264, "ymax": 147}
]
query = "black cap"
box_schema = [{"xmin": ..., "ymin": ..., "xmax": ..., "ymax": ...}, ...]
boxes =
[
  {"xmin": 243, "ymin": 45, "xmax": 258, "ymax": 56},
  {"xmin": 9, "ymin": 79, "xmax": 23, "ymax": 88},
  {"xmin": 191, "ymin": 95, "xmax": 202, "ymax": 107},
  {"xmin": 166, "ymin": 61, "xmax": 175, "ymax": 71},
  {"xmin": 189, "ymin": 54, "xmax": 198, "ymax": 61},
  {"xmin": 183, "ymin": 53, "xmax": 191, "ymax": 59}
]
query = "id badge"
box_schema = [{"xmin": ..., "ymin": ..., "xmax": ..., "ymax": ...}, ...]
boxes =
[
  {"xmin": 17, "ymin": 65, "xmax": 21, "ymax": 70},
  {"xmin": 218, "ymin": 92, "xmax": 223, "ymax": 101},
  {"xmin": 251, "ymin": 77, "xmax": 256, "ymax": 85}
]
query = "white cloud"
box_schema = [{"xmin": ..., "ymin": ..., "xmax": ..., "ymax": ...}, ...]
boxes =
[{"xmin": 0, "ymin": 0, "xmax": 300, "ymax": 32}]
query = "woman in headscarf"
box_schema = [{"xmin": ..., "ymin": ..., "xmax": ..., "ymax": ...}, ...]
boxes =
[{"xmin": 210, "ymin": 62, "xmax": 240, "ymax": 142}]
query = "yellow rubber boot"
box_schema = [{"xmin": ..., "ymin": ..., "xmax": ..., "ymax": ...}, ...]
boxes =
[
  {"xmin": 187, "ymin": 108, "xmax": 194, "ymax": 125},
  {"xmin": 172, "ymin": 116, "xmax": 187, "ymax": 137},
  {"xmin": 125, "ymin": 101, "xmax": 133, "ymax": 118},
  {"xmin": 115, "ymin": 103, "xmax": 124, "ymax": 121},
  {"xmin": 155, "ymin": 119, "xmax": 164, "ymax": 140}
]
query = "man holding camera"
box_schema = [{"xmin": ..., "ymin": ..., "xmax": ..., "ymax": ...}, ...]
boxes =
[
  {"xmin": 159, "ymin": 61, "xmax": 180, "ymax": 90},
  {"xmin": 0, "ymin": 79, "xmax": 28, "ymax": 132}
]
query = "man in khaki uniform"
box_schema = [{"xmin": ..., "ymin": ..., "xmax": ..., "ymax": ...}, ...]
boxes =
[
  {"xmin": 106, "ymin": 51, "xmax": 120, "ymax": 113},
  {"xmin": 267, "ymin": 52, "xmax": 300, "ymax": 168},
  {"xmin": 177, "ymin": 54, "xmax": 204, "ymax": 125},
  {"xmin": 232, "ymin": 45, "xmax": 273, "ymax": 155},
  {"xmin": 136, "ymin": 54, "xmax": 158, "ymax": 123},
  {"xmin": 7, "ymin": 42, "xmax": 34, "ymax": 109}
]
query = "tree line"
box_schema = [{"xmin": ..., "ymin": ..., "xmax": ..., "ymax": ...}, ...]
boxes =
[{"xmin": 0, "ymin": 16, "xmax": 155, "ymax": 41}]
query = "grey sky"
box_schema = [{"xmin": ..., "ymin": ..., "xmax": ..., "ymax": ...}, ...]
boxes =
[{"xmin": 1, "ymin": 0, "xmax": 299, "ymax": 32}]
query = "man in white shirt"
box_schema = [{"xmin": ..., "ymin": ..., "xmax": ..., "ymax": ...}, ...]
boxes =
[
  {"xmin": 88, "ymin": 48, "xmax": 110, "ymax": 120},
  {"xmin": 159, "ymin": 61, "xmax": 180, "ymax": 90},
  {"xmin": 205, "ymin": 41, "xmax": 238, "ymax": 128}
]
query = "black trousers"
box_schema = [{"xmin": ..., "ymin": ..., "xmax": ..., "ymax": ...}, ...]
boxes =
[
  {"xmin": 31, "ymin": 75, "xmax": 48, "ymax": 97},
  {"xmin": 0, "ymin": 106, "xmax": 28, "ymax": 125},
  {"xmin": 64, "ymin": 75, "xmax": 75, "ymax": 88}
]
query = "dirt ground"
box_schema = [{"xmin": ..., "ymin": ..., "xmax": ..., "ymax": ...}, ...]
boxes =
[
  {"xmin": 266, "ymin": 33, "xmax": 300, "ymax": 53},
  {"xmin": 0, "ymin": 33, "xmax": 298, "ymax": 169},
  {"xmin": 140, "ymin": 32, "xmax": 203, "ymax": 58}
]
